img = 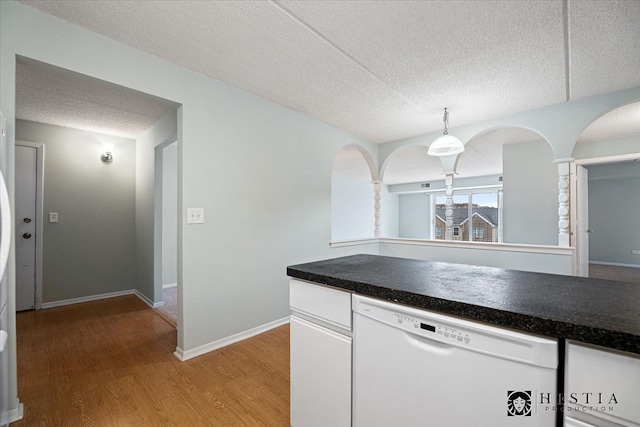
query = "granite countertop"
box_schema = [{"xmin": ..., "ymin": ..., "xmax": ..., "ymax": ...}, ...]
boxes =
[{"xmin": 287, "ymin": 254, "xmax": 640, "ymax": 355}]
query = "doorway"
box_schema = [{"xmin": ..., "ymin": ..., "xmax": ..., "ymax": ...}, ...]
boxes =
[
  {"xmin": 574, "ymin": 155, "xmax": 640, "ymax": 282},
  {"xmin": 154, "ymin": 140, "xmax": 178, "ymax": 326},
  {"xmin": 15, "ymin": 142, "xmax": 44, "ymax": 311}
]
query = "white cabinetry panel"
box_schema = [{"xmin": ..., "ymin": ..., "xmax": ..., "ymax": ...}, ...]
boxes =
[
  {"xmin": 565, "ymin": 341, "xmax": 640, "ymax": 427},
  {"xmin": 290, "ymin": 316, "xmax": 351, "ymax": 427},
  {"xmin": 289, "ymin": 279, "xmax": 351, "ymax": 330}
]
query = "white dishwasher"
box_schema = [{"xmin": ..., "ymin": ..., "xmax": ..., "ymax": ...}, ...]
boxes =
[{"xmin": 353, "ymin": 295, "xmax": 558, "ymax": 427}]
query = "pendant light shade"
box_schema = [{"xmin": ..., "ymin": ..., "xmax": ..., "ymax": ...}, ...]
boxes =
[{"xmin": 428, "ymin": 108, "xmax": 465, "ymax": 156}]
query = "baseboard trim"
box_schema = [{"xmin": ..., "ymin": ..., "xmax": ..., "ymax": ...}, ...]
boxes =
[
  {"xmin": 41, "ymin": 290, "xmax": 135, "ymax": 309},
  {"xmin": 134, "ymin": 290, "xmax": 164, "ymax": 308},
  {"xmin": 173, "ymin": 316, "xmax": 290, "ymax": 361},
  {"xmin": 590, "ymin": 261, "xmax": 639, "ymax": 268},
  {"xmin": 1, "ymin": 401, "xmax": 24, "ymax": 424}
]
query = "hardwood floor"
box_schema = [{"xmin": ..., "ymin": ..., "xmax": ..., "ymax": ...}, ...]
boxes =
[
  {"xmin": 589, "ymin": 263, "xmax": 640, "ymax": 284},
  {"xmin": 15, "ymin": 295, "xmax": 290, "ymax": 426}
]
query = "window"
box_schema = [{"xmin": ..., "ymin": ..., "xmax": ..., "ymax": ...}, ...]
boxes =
[
  {"xmin": 433, "ymin": 189, "xmax": 501, "ymax": 243},
  {"xmin": 472, "ymin": 227, "xmax": 484, "ymax": 239}
]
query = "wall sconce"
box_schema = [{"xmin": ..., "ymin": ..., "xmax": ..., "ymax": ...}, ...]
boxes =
[
  {"xmin": 101, "ymin": 143, "xmax": 114, "ymax": 162},
  {"xmin": 428, "ymin": 108, "xmax": 465, "ymax": 156}
]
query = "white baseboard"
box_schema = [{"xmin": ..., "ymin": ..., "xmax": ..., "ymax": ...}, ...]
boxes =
[
  {"xmin": 134, "ymin": 290, "xmax": 164, "ymax": 308},
  {"xmin": 590, "ymin": 261, "xmax": 640, "ymax": 268},
  {"xmin": 162, "ymin": 283, "xmax": 177, "ymax": 289},
  {"xmin": 41, "ymin": 289, "xmax": 166, "ymax": 310},
  {"xmin": 41, "ymin": 289, "xmax": 136, "ymax": 309},
  {"xmin": 174, "ymin": 316, "xmax": 290, "ymax": 361},
  {"xmin": 1, "ymin": 401, "xmax": 24, "ymax": 424}
]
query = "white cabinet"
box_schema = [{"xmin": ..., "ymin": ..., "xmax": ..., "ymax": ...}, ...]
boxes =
[
  {"xmin": 565, "ymin": 341, "xmax": 640, "ymax": 427},
  {"xmin": 290, "ymin": 317, "xmax": 351, "ymax": 427},
  {"xmin": 289, "ymin": 279, "xmax": 352, "ymax": 427}
]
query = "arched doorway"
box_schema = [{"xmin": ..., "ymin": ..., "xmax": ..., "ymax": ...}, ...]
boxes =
[{"xmin": 331, "ymin": 144, "xmax": 377, "ymax": 241}]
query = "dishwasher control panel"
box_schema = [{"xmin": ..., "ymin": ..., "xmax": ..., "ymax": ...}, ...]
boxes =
[
  {"xmin": 354, "ymin": 295, "xmax": 558, "ymax": 368},
  {"xmin": 395, "ymin": 313, "xmax": 472, "ymax": 345}
]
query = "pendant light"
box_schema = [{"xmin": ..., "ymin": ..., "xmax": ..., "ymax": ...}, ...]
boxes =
[{"xmin": 428, "ymin": 108, "xmax": 465, "ymax": 156}]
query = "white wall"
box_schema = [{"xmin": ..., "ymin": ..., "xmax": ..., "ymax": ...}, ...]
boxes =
[
  {"xmin": 502, "ymin": 140, "xmax": 558, "ymax": 245},
  {"xmin": 398, "ymin": 193, "xmax": 430, "ymax": 238},
  {"xmin": 380, "ymin": 184, "xmax": 399, "ymax": 237},
  {"xmin": 573, "ymin": 134, "xmax": 640, "ymax": 160},
  {"xmin": 16, "ymin": 120, "xmax": 136, "ymax": 303},
  {"xmin": 162, "ymin": 143, "xmax": 178, "ymax": 285},
  {"xmin": 1, "ymin": 4, "xmax": 380, "ymax": 411},
  {"xmin": 331, "ymin": 145, "xmax": 378, "ymax": 241},
  {"xmin": 379, "ymin": 239, "xmax": 573, "ymax": 275},
  {"xmin": 331, "ymin": 174, "xmax": 374, "ymax": 240},
  {"xmin": 587, "ymin": 161, "xmax": 640, "ymax": 266}
]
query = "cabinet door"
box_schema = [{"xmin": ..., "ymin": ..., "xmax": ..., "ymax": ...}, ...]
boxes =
[
  {"xmin": 290, "ymin": 316, "xmax": 351, "ymax": 427},
  {"xmin": 566, "ymin": 342, "xmax": 640, "ymax": 426}
]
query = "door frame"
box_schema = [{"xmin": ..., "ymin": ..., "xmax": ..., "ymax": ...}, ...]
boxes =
[
  {"xmin": 15, "ymin": 141, "xmax": 44, "ymax": 309},
  {"xmin": 573, "ymin": 164, "xmax": 589, "ymax": 277},
  {"xmin": 153, "ymin": 136, "xmax": 178, "ymax": 307},
  {"xmin": 572, "ymin": 152, "xmax": 640, "ymax": 278}
]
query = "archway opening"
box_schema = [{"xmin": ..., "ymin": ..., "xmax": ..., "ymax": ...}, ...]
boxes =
[
  {"xmin": 459, "ymin": 127, "xmax": 555, "ymax": 245},
  {"xmin": 331, "ymin": 145, "xmax": 376, "ymax": 241}
]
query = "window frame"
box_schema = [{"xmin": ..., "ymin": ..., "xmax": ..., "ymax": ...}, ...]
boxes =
[{"xmin": 431, "ymin": 187, "xmax": 502, "ymax": 243}]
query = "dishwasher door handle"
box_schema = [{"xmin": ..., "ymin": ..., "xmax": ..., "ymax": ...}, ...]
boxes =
[{"xmin": 405, "ymin": 331, "xmax": 453, "ymax": 356}]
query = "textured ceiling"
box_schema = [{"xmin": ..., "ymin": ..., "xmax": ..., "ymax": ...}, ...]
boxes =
[
  {"xmin": 13, "ymin": 0, "xmax": 640, "ymax": 183},
  {"xmin": 16, "ymin": 0, "xmax": 640, "ymax": 144},
  {"xmin": 16, "ymin": 58, "xmax": 177, "ymax": 138},
  {"xmin": 578, "ymin": 101, "xmax": 640, "ymax": 143}
]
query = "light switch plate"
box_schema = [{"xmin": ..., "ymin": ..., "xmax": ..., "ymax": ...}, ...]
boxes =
[
  {"xmin": 49, "ymin": 212, "xmax": 58, "ymax": 223},
  {"xmin": 187, "ymin": 208, "xmax": 204, "ymax": 224}
]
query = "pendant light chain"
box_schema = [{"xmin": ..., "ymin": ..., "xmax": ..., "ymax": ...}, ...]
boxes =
[{"xmin": 443, "ymin": 108, "xmax": 450, "ymax": 135}]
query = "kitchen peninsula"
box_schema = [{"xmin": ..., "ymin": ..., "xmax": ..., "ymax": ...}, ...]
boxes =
[{"xmin": 287, "ymin": 254, "xmax": 640, "ymax": 427}]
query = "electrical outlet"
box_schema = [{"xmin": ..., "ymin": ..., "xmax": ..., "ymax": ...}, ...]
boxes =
[
  {"xmin": 49, "ymin": 212, "xmax": 58, "ymax": 223},
  {"xmin": 632, "ymin": 250, "xmax": 640, "ymax": 255},
  {"xmin": 187, "ymin": 208, "xmax": 204, "ymax": 224}
]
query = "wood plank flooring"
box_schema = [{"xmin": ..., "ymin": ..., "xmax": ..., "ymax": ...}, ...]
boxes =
[
  {"xmin": 15, "ymin": 295, "xmax": 290, "ymax": 426},
  {"xmin": 589, "ymin": 263, "xmax": 640, "ymax": 284}
]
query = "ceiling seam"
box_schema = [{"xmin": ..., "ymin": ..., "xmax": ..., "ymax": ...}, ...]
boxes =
[
  {"xmin": 563, "ymin": 0, "xmax": 572, "ymax": 102},
  {"xmin": 269, "ymin": 0, "xmax": 427, "ymax": 115}
]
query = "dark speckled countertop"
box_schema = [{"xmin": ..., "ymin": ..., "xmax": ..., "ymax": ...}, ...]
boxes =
[{"xmin": 287, "ymin": 254, "xmax": 640, "ymax": 355}]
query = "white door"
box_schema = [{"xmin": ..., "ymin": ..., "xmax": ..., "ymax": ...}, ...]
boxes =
[
  {"xmin": 16, "ymin": 145, "xmax": 37, "ymax": 311},
  {"xmin": 576, "ymin": 165, "xmax": 589, "ymax": 277}
]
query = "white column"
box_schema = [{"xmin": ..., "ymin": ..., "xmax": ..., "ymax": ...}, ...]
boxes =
[
  {"xmin": 373, "ymin": 181, "xmax": 381, "ymax": 238},
  {"xmin": 558, "ymin": 162, "xmax": 571, "ymax": 247},
  {"xmin": 444, "ymin": 174, "xmax": 454, "ymax": 241}
]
